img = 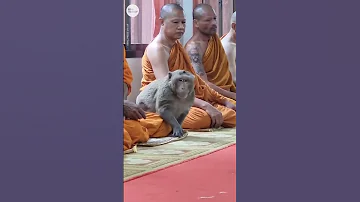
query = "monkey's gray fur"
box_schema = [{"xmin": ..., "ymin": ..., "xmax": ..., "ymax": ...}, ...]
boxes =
[{"xmin": 136, "ymin": 70, "xmax": 195, "ymax": 137}]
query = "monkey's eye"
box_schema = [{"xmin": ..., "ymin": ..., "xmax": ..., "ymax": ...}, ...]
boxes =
[{"xmin": 179, "ymin": 79, "xmax": 184, "ymax": 82}]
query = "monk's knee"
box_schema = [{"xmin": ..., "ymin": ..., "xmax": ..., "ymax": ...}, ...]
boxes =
[
  {"xmin": 182, "ymin": 107, "xmax": 212, "ymax": 129},
  {"xmin": 124, "ymin": 120, "xmax": 150, "ymax": 143},
  {"xmin": 123, "ymin": 129, "xmax": 133, "ymax": 151},
  {"xmin": 222, "ymin": 109, "xmax": 236, "ymax": 128},
  {"xmin": 149, "ymin": 123, "xmax": 172, "ymax": 138}
]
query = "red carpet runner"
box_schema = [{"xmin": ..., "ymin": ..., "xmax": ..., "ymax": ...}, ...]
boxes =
[{"xmin": 124, "ymin": 144, "xmax": 236, "ymax": 202}]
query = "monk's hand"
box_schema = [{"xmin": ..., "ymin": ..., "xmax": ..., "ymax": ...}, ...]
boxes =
[
  {"xmin": 124, "ymin": 100, "xmax": 147, "ymax": 120},
  {"xmin": 224, "ymin": 100, "xmax": 236, "ymax": 111},
  {"xmin": 204, "ymin": 104, "xmax": 224, "ymax": 128}
]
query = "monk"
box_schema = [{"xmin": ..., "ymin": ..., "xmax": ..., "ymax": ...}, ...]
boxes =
[
  {"xmin": 141, "ymin": 3, "xmax": 236, "ymax": 130},
  {"xmin": 185, "ymin": 4, "xmax": 236, "ymax": 102},
  {"xmin": 123, "ymin": 46, "xmax": 172, "ymax": 152},
  {"xmin": 221, "ymin": 11, "xmax": 236, "ymax": 85}
]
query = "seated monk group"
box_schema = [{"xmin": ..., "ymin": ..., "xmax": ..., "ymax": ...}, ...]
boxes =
[{"xmin": 123, "ymin": 3, "xmax": 237, "ymax": 152}]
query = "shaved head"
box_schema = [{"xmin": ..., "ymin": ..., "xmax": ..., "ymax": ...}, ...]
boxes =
[
  {"xmin": 193, "ymin": 4, "xmax": 215, "ymax": 20},
  {"xmin": 160, "ymin": 3, "xmax": 184, "ymax": 20},
  {"xmin": 158, "ymin": 3, "xmax": 186, "ymax": 40},
  {"xmin": 231, "ymin": 11, "xmax": 236, "ymax": 24},
  {"xmin": 192, "ymin": 4, "xmax": 217, "ymax": 36}
]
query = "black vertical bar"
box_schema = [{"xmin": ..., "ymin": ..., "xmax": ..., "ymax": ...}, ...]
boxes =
[
  {"xmin": 137, "ymin": 0, "xmax": 142, "ymax": 44},
  {"xmin": 219, "ymin": 0, "xmax": 223, "ymax": 36},
  {"xmin": 124, "ymin": 0, "xmax": 131, "ymax": 50}
]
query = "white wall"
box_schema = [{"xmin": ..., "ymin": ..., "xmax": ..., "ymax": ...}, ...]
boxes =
[
  {"xmin": 179, "ymin": 0, "xmax": 193, "ymax": 45},
  {"xmin": 126, "ymin": 58, "xmax": 143, "ymax": 103}
]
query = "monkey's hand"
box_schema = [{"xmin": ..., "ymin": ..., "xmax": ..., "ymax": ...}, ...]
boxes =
[
  {"xmin": 204, "ymin": 105, "xmax": 224, "ymax": 128},
  {"xmin": 224, "ymin": 100, "xmax": 236, "ymax": 111},
  {"xmin": 170, "ymin": 127, "xmax": 185, "ymax": 137},
  {"xmin": 124, "ymin": 100, "xmax": 147, "ymax": 120}
]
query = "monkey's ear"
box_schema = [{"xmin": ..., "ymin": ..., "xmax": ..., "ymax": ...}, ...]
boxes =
[{"xmin": 168, "ymin": 72, "xmax": 172, "ymax": 79}]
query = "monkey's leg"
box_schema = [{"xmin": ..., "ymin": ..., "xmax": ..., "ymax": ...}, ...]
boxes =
[
  {"xmin": 158, "ymin": 107, "xmax": 184, "ymax": 137},
  {"xmin": 176, "ymin": 110, "xmax": 190, "ymax": 127}
]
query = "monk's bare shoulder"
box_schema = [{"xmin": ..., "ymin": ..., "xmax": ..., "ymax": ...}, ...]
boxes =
[
  {"xmin": 146, "ymin": 40, "xmax": 171, "ymax": 78},
  {"xmin": 185, "ymin": 40, "xmax": 207, "ymax": 77},
  {"xmin": 147, "ymin": 41, "xmax": 170, "ymax": 61},
  {"xmin": 221, "ymin": 38, "xmax": 236, "ymax": 60}
]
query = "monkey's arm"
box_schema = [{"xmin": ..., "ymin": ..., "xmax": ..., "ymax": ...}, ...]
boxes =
[
  {"xmin": 186, "ymin": 43, "xmax": 236, "ymax": 101},
  {"xmin": 158, "ymin": 106, "xmax": 181, "ymax": 128},
  {"xmin": 158, "ymin": 105, "xmax": 184, "ymax": 137},
  {"xmin": 177, "ymin": 109, "xmax": 190, "ymax": 126}
]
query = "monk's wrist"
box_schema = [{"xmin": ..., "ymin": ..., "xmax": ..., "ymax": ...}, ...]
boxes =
[
  {"xmin": 219, "ymin": 97, "xmax": 229, "ymax": 106},
  {"xmin": 193, "ymin": 98, "xmax": 211, "ymax": 111},
  {"xmin": 201, "ymin": 102, "xmax": 214, "ymax": 111}
]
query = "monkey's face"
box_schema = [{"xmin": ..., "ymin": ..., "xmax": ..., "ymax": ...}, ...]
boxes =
[
  {"xmin": 175, "ymin": 79, "xmax": 194, "ymax": 99},
  {"xmin": 169, "ymin": 71, "xmax": 195, "ymax": 99}
]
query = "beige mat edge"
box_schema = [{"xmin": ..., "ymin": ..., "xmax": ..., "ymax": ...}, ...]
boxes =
[{"xmin": 123, "ymin": 141, "xmax": 236, "ymax": 182}]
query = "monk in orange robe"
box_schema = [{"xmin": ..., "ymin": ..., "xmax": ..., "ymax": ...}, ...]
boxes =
[
  {"xmin": 140, "ymin": 4, "xmax": 236, "ymax": 130},
  {"xmin": 221, "ymin": 11, "xmax": 237, "ymax": 85},
  {"xmin": 185, "ymin": 4, "xmax": 236, "ymax": 102},
  {"xmin": 123, "ymin": 46, "xmax": 172, "ymax": 151}
]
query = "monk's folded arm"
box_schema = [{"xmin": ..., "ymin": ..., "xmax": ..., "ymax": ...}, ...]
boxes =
[
  {"xmin": 207, "ymin": 85, "xmax": 233, "ymax": 106},
  {"xmin": 206, "ymin": 80, "xmax": 236, "ymax": 100},
  {"xmin": 186, "ymin": 43, "xmax": 208, "ymax": 79},
  {"xmin": 193, "ymin": 97, "xmax": 214, "ymax": 111}
]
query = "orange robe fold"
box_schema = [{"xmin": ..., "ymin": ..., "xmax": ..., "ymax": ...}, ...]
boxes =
[
  {"xmin": 203, "ymin": 34, "xmax": 236, "ymax": 92},
  {"xmin": 123, "ymin": 46, "xmax": 172, "ymax": 151},
  {"xmin": 123, "ymin": 112, "xmax": 172, "ymax": 151},
  {"xmin": 141, "ymin": 40, "xmax": 236, "ymax": 129}
]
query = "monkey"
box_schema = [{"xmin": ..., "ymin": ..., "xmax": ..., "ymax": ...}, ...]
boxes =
[{"xmin": 136, "ymin": 70, "xmax": 195, "ymax": 137}]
